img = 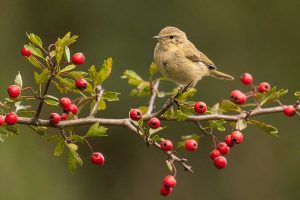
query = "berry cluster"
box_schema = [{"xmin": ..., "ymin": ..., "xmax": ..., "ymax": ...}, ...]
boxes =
[
  {"xmin": 160, "ymin": 175, "xmax": 177, "ymax": 196},
  {"xmin": 210, "ymin": 131, "xmax": 244, "ymax": 169}
]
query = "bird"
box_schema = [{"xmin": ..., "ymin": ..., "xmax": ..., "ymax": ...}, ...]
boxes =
[{"xmin": 153, "ymin": 26, "xmax": 234, "ymax": 87}]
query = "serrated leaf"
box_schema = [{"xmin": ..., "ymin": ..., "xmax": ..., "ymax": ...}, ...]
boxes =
[
  {"xmin": 248, "ymin": 119, "xmax": 278, "ymax": 137},
  {"xmin": 211, "ymin": 103, "xmax": 220, "ymax": 114},
  {"xmin": 67, "ymin": 150, "xmax": 83, "ymax": 174},
  {"xmin": 209, "ymin": 119, "xmax": 226, "ymax": 131},
  {"xmin": 219, "ymin": 99, "xmax": 242, "ymax": 113},
  {"xmin": 24, "ymin": 44, "xmax": 44, "ymax": 59},
  {"xmin": 236, "ymin": 119, "xmax": 247, "ymax": 131},
  {"xmin": 149, "ymin": 62, "xmax": 157, "ymax": 78},
  {"xmin": 85, "ymin": 123, "xmax": 108, "ymax": 137},
  {"xmin": 96, "ymin": 57, "xmax": 113, "ymax": 85},
  {"xmin": 34, "ymin": 69, "xmax": 51, "ymax": 85},
  {"xmin": 97, "ymin": 99, "xmax": 106, "ymax": 110},
  {"xmin": 58, "ymin": 77, "xmax": 79, "ymax": 93},
  {"xmin": 64, "ymin": 46, "xmax": 70, "ymax": 62},
  {"xmin": 177, "ymin": 88, "xmax": 197, "ymax": 102},
  {"xmin": 66, "ymin": 71, "xmax": 88, "ymax": 79},
  {"xmin": 59, "ymin": 64, "xmax": 76, "ymax": 74},
  {"xmin": 257, "ymin": 87, "xmax": 288, "ymax": 106},
  {"xmin": 70, "ymin": 135, "xmax": 84, "ymax": 143},
  {"xmin": 121, "ymin": 70, "xmax": 144, "ymax": 86},
  {"xmin": 27, "ymin": 57, "xmax": 43, "ymax": 70},
  {"xmin": 26, "ymin": 33, "xmax": 43, "ymax": 48},
  {"xmin": 174, "ymin": 109, "xmax": 189, "ymax": 121},
  {"xmin": 149, "ymin": 134, "xmax": 163, "ymax": 142},
  {"xmin": 55, "ymin": 32, "xmax": 78, "ymax": 64},
  {"xmin": 54, "ymin": 140, "xmax": 65, "ymax": 156},
  {"xmin": 14, "ymin": 72, "xmax": 23, "ymax": 88},
  {"xmin": 102, "ymin": 91, "xmax": 120, "ymax": 101},
  {"xmin": 29, "ymin": 125, "xmax": 47, "ymax": 136}
]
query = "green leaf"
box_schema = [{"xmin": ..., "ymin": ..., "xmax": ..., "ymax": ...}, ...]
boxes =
[
  {"xmin": 54, "ymin": 140, "xmax": 65, "ymax": 156},
  {"xmin": 174, "ymin": 109, "xmax": 189, "ymax": 121},
  {"xmin": 165, "ymin": 160, "xmax": 174, "ymax": 174},
  {"xmin": 97, "ymin": 57, "xmax": 113, "ymax": 84},
  {"xmin": 219, "ymin": 100, "xmax": 242, "ymax": 113},
  {"xmin": 34, "ymin": 69, "xmax": 51, "ymax": 85},
  {"xmin": 59, "ymin": 65, "xmax": 76, "ymax": 74},
  {"xmin": 67, "ymin": 150, "xmax": 83, "ymax": 174},
  {"xmin": 55, "ymin": 32, "xmax": 78, "ymax": 64},
  {"xmin": 211, "ymin": 103, "xmax": 220, "ymax": 114},
  {"xmin": 257, "ymin": 87, "xmax": 288, "ymax": 106},
  {"xmin": 45, "ymin": 99, "xmax": 59, "ymax": 106},
  {"xmin": 26, "ymin": 33, "xmax": 43, "ymax": 48},
  {"xmin": 64, "ymin": 46, "xmax": 71, "ymax": 62},
  {"xmin": 149, "ymin": 126, "xmax": 166, "ymax": 135},
  {"xmin": 102, "ymin": 91, "xmax": 120, "ymax": 101},
  {"xmin": 209, "ymin": 119, "xmax": 226, "ymax": 131},
  {"xmin": 0, "ymin": 125, "xmax": 19, "ymax": 136},
  {"xmin": 67, "ymin": 143, "xmax": 78, "ymax": 152},
  {"xmin": 27, "ymin": 57, "xmax": 43, "ymax": 70},
  {"xmin": 58, "ymin": 77, "xmax": 79, "ymax": 93},
  {"xmin": 248, "ymin": 119, "xmax": 279, "ymax": 137},
  {"xmin": 14, "ymin": 72, "xmax": 23, "ymax": 88},
  {"xmin": 66, "ymin": 71, "xmax": 88, "ymax": 79},
  {"xmin": 295, "ymin": 91, "xmax": 300, "ymax": 99},
  {"xmin": 177, "ymin": 88, "xmax": 197, "ymax": 102},
  {"xmin": 236, "ymin": 119, "xmax": 247, "ymax": 131},
  {"xmin": 44, "ymin": 95, "xmax": 59, "ymax": 101},
  {"xmin": 149, "ymin": 134, "xmax": 163, "ymax": 142},
  {"xmin": 29, "ymin": 125, "xmax": 47, "ymax": 136},
  {"xmin": 97, "ymin": 99, "xmax": 106, "ymax": 110},
  {"xmin": 121, "ymin": 70, "xmax": 144, "ymax": 86},
  {"xmin": 149, "ymin": 62, "xmax": 158, "ymax": 78},
  {"xmin": 24, "ymin": 44, "xmax": 44, "ymax": 59},
  {"xmin": 70, "ymin": 135, "xmax": 84, "ymax": 143},
  {"xmin": 181, "ymin": 134, "xmax": 200, "ymax": 141},
  {"xmin": 85, "ymin": 123, "xmax": 108, "ymax": 137}
]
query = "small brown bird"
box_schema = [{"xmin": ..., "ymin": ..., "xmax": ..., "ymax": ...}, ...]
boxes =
[{"xmin": 153, "ymin": 26, "xmax": 234, "ymax": 86}]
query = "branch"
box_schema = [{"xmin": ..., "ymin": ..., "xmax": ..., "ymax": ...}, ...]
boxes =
[
  {"xmin": 89, "ymin": 85, "xmax": 104, "ymax": 117},
  {"xmin": 146, "ymin": 80, "xmax": 160, "ymax": 115},
  {"xmin": 17, "ymin": 104, "xmax": 300, "ymax": 128}
]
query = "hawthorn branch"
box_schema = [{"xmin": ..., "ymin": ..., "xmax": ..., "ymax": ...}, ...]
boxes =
[
  {"xmin": 89, "ymin": 85, "xmax": 104, "ymax": 117},
  {"xmin": 146, "ymin": 80, "xmax": 160, "ymax": 115}
]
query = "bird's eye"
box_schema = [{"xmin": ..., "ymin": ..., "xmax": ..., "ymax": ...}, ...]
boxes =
[{"xmin": 169, "ymin": 35, "xmax": 174, "ymax": 39}]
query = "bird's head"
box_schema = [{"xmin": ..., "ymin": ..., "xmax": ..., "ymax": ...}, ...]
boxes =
[{"xmin": 153, "ymin": 26, "xmax": 187, "ymax": 45}]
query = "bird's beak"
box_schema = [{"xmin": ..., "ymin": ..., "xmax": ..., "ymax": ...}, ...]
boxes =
[{"xmin": 153, "ymin": 35, "xmax": 161, "ymax": 39}]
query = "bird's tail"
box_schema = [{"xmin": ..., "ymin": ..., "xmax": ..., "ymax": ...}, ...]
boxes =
[{"xmin": 209, "ymin": 70, "xmax": 234, "ymax": 80}]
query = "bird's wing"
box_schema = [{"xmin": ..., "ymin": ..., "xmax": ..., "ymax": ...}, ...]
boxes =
[{"xmin": 184, "ymin": 43, "xmax": 217, "ymax": 70}]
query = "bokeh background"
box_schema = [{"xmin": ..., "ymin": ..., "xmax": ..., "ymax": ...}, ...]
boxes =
[{"xmin": 0, "ymin": 0, "xmax": 300, "ymax": 199}]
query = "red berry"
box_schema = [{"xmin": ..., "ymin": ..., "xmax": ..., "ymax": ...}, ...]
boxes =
[
  {"xmin": 0, "ymin": 116, "xmax": 4, "ymax": 126},
  {"xmin": 231, "ymin": 131, "xmax": 244, "ymax": 144},
  {"xmin": 49, "ymin": 113, "xmax": 61, "ymax": 125},
  {"xmin": 5, "ymin": 112, "xmax": 17, "ymax": 125},
  {"xmin": 61, "ymin": 113, "xmax": 68, "ymax": 121},
  {"xmin": 72, "ymin": 53, "xmax": 85, "ymax": 65},
  {"xmin": 185, "ymin": 139, "xmax": 198, "ymax": 152},
  {"xmin": 163, "ymin": 175, "xmax": 177, "ymax": 188},
  {"xmin": 214, "ymin": 156, "xmax": 227, "ymax": 169},
  {"xmin": 70, "ymin": 104, "xmax": 78, "ymax": 115},
  {"xmin": 258, "ymin": 82, "xmax": 271, "ymax": 93},
  {"xmin": 129, "ymin": 109, "xmax": 142, "ymax": 121},
  {"xmin": 160, "ymin": 185, "xmax": 173, "ymax": 196},
  {"xmin": 194, "ymin": 101, "xmax": 207, "ymax": 114},
  {"xmin": 91, "ymin": 152, "xmax": 105, "ymax": 165},
  {"xmin": 60, "ymin": 97, "xmax": 72, "ymax": 108},
  {"xmin": 21, "ymin": 47, "xmax": 32, "ymax": 57},
  {"xmin": 7, "ymin": 85, "xmax": 21, "ymax": 98},
  {"xmin": 224, "ymin": 135, "xmax": 234, "ymax": 147},
  {"xmin": 148, "ymin": 117, "xmax": 160, "ymax": 129},
  {"xmin": 210, "ymin": 149, "xmax": 221, "ymax": 159},
  {"xmin": 217, "ymin": 142, "xmax": 230, "ymax": 155},
  {"xmin": 160, "ymin": 140, "xmax": 173, "ymax": 151},
  {"xmin": 283, "ymin": 105, "xmax": 296, "ymax": 117},
  {"xmin": 240, "ymin": 73, "xmax": 253, "ymax": 85},
  {"xmin": 230, "ymin": 90, "xmax": 247, "ymax": 104},
  {"xmin": 75, "ymin": 79, "xmax": 88, "ymax": 90}
]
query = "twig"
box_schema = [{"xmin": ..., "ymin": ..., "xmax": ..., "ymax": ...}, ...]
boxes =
[
  {"xmin": 89, "ymin": 85, "xmax": 104, "ymax": 117},
  {"xmin": 146, "ymin": 80, "xmax": 160, "ymax": 115},
  {"xmin": 151, "ymin": 82, "xmax": 192, "ymax": 118}
]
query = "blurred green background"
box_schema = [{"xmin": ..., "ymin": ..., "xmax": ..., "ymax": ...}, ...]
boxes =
[{"xmin": 0, "ymin": 0, "xmax": 300, "ymax": 199}]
